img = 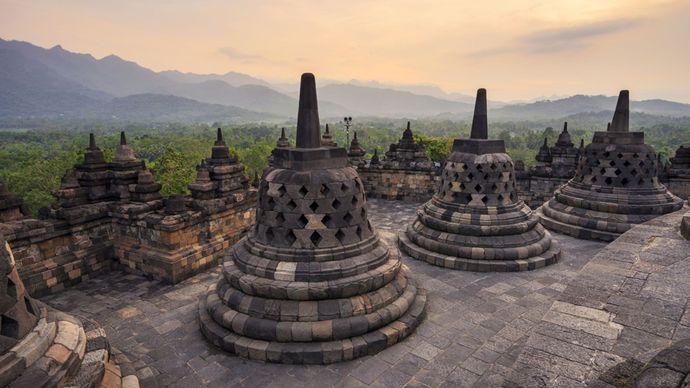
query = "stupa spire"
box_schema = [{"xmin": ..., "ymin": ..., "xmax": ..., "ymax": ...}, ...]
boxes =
[
  {"xmin": 89, "ymin": 133, "xmax": 97, "ymax": 149},
  {"xmin": 215, "ymin": 127, "xmax": 225, "ymax": 145},
  {"xmin": 120, "ymin": 131, "xmax": 127, "ymax": 145},
  {"xmin": 470, "ymin": 88, "xmax": 488, "ymax": 140},
  {"xmin": 609, "ymin": 90, "xmax": 629, "ymax": 132},
  {"xmin": 295, "ymin": 73, "xmax": 321, "ymax": 148}
]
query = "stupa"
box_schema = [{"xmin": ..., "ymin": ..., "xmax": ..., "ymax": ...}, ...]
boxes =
[
  {"xmin": 382, "ymin": 122, "xmax": 434, "ymax": 170},
  {"xmin": 321, "ymin": 124, "xmax": 337, "ymax": 147},
  {"xmin": 399, "ymin": 89, "xmax": 560, "ymax": 271},
  {"xmin": 537, "ymin": 90, "xmax": 684, "ymax": 241},
  {"xmin": 189, "ymin": 128, "xmax": 251, "ymax": 213},
  {"xmin": 347, "ymin": 131, "xmax": 366, "ymax": 167},
  {"xmin": 198, "ymin": 73, "xmax": 426, "ymax": 364},
  {"xmin": 0, "ymin": 234, "xmax": 133, "ymax": 386}
]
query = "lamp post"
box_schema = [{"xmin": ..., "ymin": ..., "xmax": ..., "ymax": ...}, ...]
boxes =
[{"xmin": 342, "ymin": 116, "xmax": 353, "ymax": 146}]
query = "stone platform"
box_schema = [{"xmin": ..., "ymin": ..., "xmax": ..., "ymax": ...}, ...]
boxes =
[{"xmin": 39, "ymin": 199, "xmax": 690, "ymax": 387}]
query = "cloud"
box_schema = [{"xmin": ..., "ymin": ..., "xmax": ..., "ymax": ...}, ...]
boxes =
[
  {"xmin": 217, "ymin": 46, "xmax": 268, "ymax": 63},
  {"xmin": 464, "ymin": 18, "xmax": 642, "ymax": 58},
  {"xmin": 522, "ymin": 18, "xmax": 642, "ymax": 53}
]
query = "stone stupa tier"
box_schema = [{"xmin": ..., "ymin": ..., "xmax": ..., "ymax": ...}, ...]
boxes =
[
  {"xmin": 537, "ymin": 90, "xmax": 684, "ymax": 241},
  {"xmin": 0, "ymin": 234, "xmax": 133, "ymax": 386},
  {"xmin": 399, "ymin": 88, "xmax": 561, "ymax": 271},
  {"xmin": 199, "ymin": 73, "xmax": 426, "ymax": 364}
]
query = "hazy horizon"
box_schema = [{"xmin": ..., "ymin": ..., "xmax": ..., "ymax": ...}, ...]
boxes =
[{"xmin": 2, "ymin": 0, "xmax": 690, "ymax": 103}]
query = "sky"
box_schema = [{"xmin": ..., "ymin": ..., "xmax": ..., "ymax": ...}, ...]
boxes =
[{"xmin": 2, "ymin": 0, "xmax": 690, "ymax": 102}]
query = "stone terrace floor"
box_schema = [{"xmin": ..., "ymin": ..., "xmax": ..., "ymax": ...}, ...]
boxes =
[{"xmin": 40, "ymin": 199, "xmax": 690, "ymax": 387}]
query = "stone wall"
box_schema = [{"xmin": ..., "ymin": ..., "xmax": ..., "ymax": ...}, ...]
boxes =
[
  {"xmin": 113, "ymin": 197, "xmax": 255, "ymax": 283},
  {"xmin": 358, "ymin": 167, "xmax": 440, "ymax": 202},
  {"xmin": 0, "ymin": 130, "xmax": 258, "ymax": 296},
  {"xmin": 0, "ymin": 212, "xmax": 113, "ymax": 296}
]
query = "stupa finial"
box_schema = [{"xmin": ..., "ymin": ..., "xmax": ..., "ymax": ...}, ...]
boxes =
[
  {"xmin": 609, "ymin": 90, "xmax": 629, "ymax": 132},
  {"xmin": 295, "ymin": 73, "xmax": 321, "ymax": 148},
  {"xmin": 470, "ymin": 88, "xmax": 488, "ymax": 140},
  {"xmin": 89, "ymin": 133, "xmax": 97, "ymax": 150},
  {"xmin": 120, "ymin": 131, "xmax": 127, "ymax": 145},
  {"xmin": 215, "ymin": 128, "xmax": 225, "ymax": 145}
]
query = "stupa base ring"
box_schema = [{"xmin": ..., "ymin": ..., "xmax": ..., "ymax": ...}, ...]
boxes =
[
  {"xmin": 398, "ymin": 231, "xmax": 560, "ymax": 272},
  {"xmin": 198, "ymin": 280, "xmax": 427, "ymax": 364}
]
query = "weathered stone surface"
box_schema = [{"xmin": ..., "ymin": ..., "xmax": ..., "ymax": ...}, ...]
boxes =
[
  {"xmin": 538, "ymin": 90, "xmax": 684, "ymax": 241},
  {"xmin": 400, "ymin": 88, "xmax": 560, "ymax": 272},
  {"xmin": 198, "ymin": 73, "xmax": 427, "ymax": 364}
]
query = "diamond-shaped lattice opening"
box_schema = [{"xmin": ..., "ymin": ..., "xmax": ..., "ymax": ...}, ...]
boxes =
[
  {"xmin": 320, "ymin": 185, "xmax": 330, "ymax": 196},
  {"xmin": 298, "ymin": 186, "xmax": 309, "ymax": 198},
  {"xmin": 309, "ymin": 201, "xmax": 319, "ymax": 212},
  {"xmin": 286, "ymin": 230, "xmax": 297, "ymax": 245},
  {"xmin": 623, "ymin": 160, "xmax": 631, "ymax": 167},
  {"xmin": 476, "ymin": 164, "xmax": 483, "ymax": 172},
  {"xmin": 638, "ymin": 178, "xmax": 645, "ymax": 185},
  {"xmin": 467, "ymin": 173, "xmax": 474, "ymax": 180},
  {"xmin": 24, "ymin": 297, "xmax": 35, "ymax": 316},
  {"xmin": 474, "ymin": 184, "xmax": 483, "ymax": 192},
  {"xmin": 310, "ymin": 231, "xmax": 322, "ymax": 247},
  {"xmin": 298, "ymin": 215, "xmax": 309, "ymax": 228},
  {"xmin": 460, "ymin": 183, "xmax": 466, "ymax": 190},
  {"xmin": 490, "ymin": 163, "xmax": 497, "ymax": 170},
  {"xmin": 356, "ymin": 226, "xmax": 363, "ymax": 239},
  {"xmin": 483, "ymin": 174, "xmax": 489, "ymax": 180},
  {"xmin": 610, "ymin": 160, "xmax": 616, "ymax": 167},
  {"xmin": 592, "ymin": 176, "xmax": 598, "ymax": 183},
  {"xmin": 7, "ymin": 278, "xmax": 16, "ymax": 300},
  {"xmin": 491, "ymin": 183, "xmax": 498, "ymax": 192},
  {"xmin": 351, "ymin": 196, "xmax": 358, "ymax": 206},
  {"xmin": 509, "ymin": 193, "xmax": 515, "ymax": 201},
  {"xmin": 617, "ymin": 153, "xmax": 624, "ymax": 159},
  {"xmin": 615, "ymin": 168, "xmax": 622, "ymax": 176},
  {"xmin": 453, "ymin": 172, "xmax": 459, "ymax": 180},
  {"xmin": 605, "ymin": 177, "xmax": 613, "ymax": 185},
  {"xmin": 278, "ymin": 185, "xmax": 287, "ymax": 197},
  {"xmin": 599, "ymin": 168, "xmax": 607, "ymax": 175},
  {"xmin": 450, "ymin": 162, "xmax": 456, "ymax": 169},
  {"xmin": 497, "ymin": 194, "xmax": 504, "ymax": 202},
  {"xmin": 639, "ymin": 161, "xmax": 645, "ymax": 167},
  {"xmin": 286, "ymin": 200, "xmax": 297, "ymax": 211},
  {"xmin": 265, "ymin": 227, "xmax": 275, "ymax": 241},
  {"xmin": 267, "ymin": 197, "xmax": 276, "ymax": 210},
  {"xmin": 344, "ymin": 212, "xmax": 353, "ymax": 224},
  {"xmin": 603, "ymin": 151, "xmax": 610, "ymax": 157},
  {"xmin": 341, "ymin": 183, "xmax": 349, "ymax": 192},
  {"xmin": 0, "ymin": 315, "xmax": 18, "ymax": 338},
  {"xmin": 630, "ymin": 169, "xmax": 638, "ymax": 176},
  {"xmin": 621, "ymin": 178, "xmax": 629, "ymax": 186},
  {"xmin": 633, "ymin": 153, "xmax": 639, "ymax": 158},
  {"xmin": 322, "ymin": 214, "xmax": 331, "ymax": 227},
  {"xmin": 355, "ymin": 180, "xmax": 362, "ymax": 190},
  {"xmin": 335, "ymin": 229, "xmax": 346, "ymax": 243},
  {"xmin": 360, "ymin": 208, "xmax": 366, "ymax": 218},
  {"xmin": 595, "ymin": 160, "xmax": 601, "ymax": 166},
  {"xmin": 332, "ymin": 198, "xmax": 341, "ymax": 210},
  {"xmin": 481, "ymin": 195, "xmax": 488, "ymax": 204},
  {"xmin": 276, "ymin": 213, "xmax": 285, "ymax": 225},
  {"xmin": 461, "ymin": 163, "xmax": 468, "ymax": 171}
]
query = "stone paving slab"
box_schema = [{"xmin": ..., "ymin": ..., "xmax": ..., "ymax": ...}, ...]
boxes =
[{"xmin": 37, "ymin": 199, "xmax": 689, "ymax": 387}]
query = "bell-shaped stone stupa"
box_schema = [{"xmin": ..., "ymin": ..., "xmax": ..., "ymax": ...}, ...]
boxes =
[
  {"xmin": 399, "ymin": 89, "xmax": 561, "ymax": 271},
  {"xmin": 198, "ymin": 73, "xmax": 426, "ymax": 364},
  {"xmin": 538, "ymin": 90, "xmax": 684, "ymax": 241}
]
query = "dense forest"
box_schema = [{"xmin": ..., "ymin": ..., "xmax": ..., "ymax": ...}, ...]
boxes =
[{"xmin": 1, "ymin": 118, "xmax": 689, "ymax": 215}]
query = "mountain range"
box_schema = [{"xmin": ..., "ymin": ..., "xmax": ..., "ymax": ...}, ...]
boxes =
[{"xmin": 2, "ymin": 38, "xmax": 690, "ymax": 125}]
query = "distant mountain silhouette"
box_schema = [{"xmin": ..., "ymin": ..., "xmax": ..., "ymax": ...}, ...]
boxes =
[
  {"xmin": 492, "ymin": 95, "xmax": 690, "ymax": 120},
  {"xmin": 1, "ymin": 38, "xmax": 689, "ymax": 123},
  {"xmin": 318, "ymin": 83, "xmax": 473, "ymax": 117}
]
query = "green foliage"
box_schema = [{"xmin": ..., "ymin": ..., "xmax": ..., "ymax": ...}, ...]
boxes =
[{"xmin": 0, "ymin": 117, "xmax": 688, "ymax": 215}]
